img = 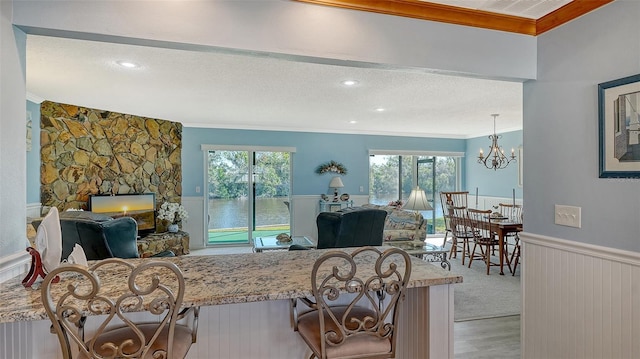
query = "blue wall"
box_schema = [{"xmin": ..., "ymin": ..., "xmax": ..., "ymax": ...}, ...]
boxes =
[
  {"xmin": 465, "ymin": 130, "xmax": 522, "ymax": 199},
  {"xmin": 25, "ymin": 115, "xmax": 522, "ymax": 202},
  {"xmin": 26, "ymin": 100, "xmax": 40, "ymax": 204},
  {"xmin": 182, "ymin": 128, "xmax": 468, "ymax": 197}
]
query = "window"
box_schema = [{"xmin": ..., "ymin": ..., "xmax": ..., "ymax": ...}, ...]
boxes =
[{"xmin": 369, "ymin": 151, "xmax": 462, "ymax": 235}]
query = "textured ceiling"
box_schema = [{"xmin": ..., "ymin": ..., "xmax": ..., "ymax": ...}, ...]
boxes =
[
  {"xmin": 26, "ymin": 1, "xmax": 584, "ymax": 139},
  {"xmin": 26, "ymin": 35, "xmax": 522, "ymax": 139}
]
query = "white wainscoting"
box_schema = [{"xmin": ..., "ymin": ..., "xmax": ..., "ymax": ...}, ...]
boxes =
[
  {"xmin": 182, "ymin": 196, "xmax": 205, "ymax": 250},
  {"xmin": 0, "ymin": 251, "xmax": 30, "ymax": 284},
  {"xmin": 521, "ymin": 233, "xmax": 640, "ymax": 359},
  {"xmin": 26, "ymin": 202, "xmax": 41, "ymax": 218},
  {"xmin": 0, "ymin": 284, "xmax": 454, "ymax": 359}
]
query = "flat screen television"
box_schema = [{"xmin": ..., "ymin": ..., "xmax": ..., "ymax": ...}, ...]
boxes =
[{"xmin": 88, "ymin": 193, "xmax": 156, "ymax": 236}]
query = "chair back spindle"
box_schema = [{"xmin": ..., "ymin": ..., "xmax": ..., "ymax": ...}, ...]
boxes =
[{"xmin": 498, "ymin": 203, "xmax": 523, "ymax": 222}]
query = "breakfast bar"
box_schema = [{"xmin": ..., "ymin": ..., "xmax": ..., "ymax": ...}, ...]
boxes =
[{"xmin": 0, "ymin": 247, "xmax": 462, "ymax": 358}]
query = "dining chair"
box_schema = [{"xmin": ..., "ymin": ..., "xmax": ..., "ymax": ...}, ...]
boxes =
[
  {"xmin": 448, "ymin": 205, "xmax": 476, "ymax": 265},
  {"xmin": 510, "ymin": 226, "xmax": 523, "ymax": 276},
  {"xmin": 467, "ymin": 208, "xmax": 510, "ymax": 275},
  {"xmin": 439, "ymin": 191, "xmax": 469, "ymax": 257},
  {"xmin": 40, "ymin": 258, "xmax": 199, "ymax": 359},
  {"xmin": 292, "ymin": 247, "xmax": 411, "ymax": 359},
  {"xmin": 498, "ymin": 203, "xmax": 523, "ymax": 263}
]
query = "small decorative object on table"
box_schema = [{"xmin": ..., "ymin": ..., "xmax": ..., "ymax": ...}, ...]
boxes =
[
  {"xmin": 276, "ymin": 233, "xmax": 292, "ymax": 243},
  {"xmin": 340, "ymin": 193, "xmax": 350, "ymax": 201},
  {"xmin": 320, "ymin": 194, "xmax": 329, "ymax": 201},
  {"xmin": 157, "ymin": 202, "xmax": 188, "ymax": 233}
]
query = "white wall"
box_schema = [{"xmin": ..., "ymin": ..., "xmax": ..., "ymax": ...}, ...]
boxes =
[{"xmin": 0, "ymin": 0, "xmax": 30, "ymax": 281}]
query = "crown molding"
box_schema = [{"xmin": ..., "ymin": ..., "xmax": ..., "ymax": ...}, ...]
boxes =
[
  {"xmin": 536, "ymin": 0, "xmax": 614, "ymax": 35},
  {"xmin": 293, "ymin": 0, "xmax": 613, "ymax": 36}
]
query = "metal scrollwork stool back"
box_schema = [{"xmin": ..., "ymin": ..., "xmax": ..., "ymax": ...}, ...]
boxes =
[
  {"xmin": 292, "ymin": 247, "xmax": 411, "ymax": 359},
  {"xmin": 40, "ymin": 258, "xmax": 199, "ymax": 359}
]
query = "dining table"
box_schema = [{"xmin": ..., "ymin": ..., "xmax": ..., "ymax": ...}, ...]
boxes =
[
  {"xmin": 491, "ymin": 219, "xmax": 523, "ymax": 275},
  {"xmin": 446, "ymin": 210, "xmax": 523, "ymax": 275}
]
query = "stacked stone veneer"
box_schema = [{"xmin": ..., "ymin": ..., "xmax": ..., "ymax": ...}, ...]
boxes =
[{"xmin": 40, "ymin": 101, "xmax": 182, "ymax": 213}]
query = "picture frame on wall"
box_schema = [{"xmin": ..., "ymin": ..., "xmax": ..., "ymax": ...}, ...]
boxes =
[{"xmin": 598, "ymin": 73, "xmax": 640, "ymax": 178}]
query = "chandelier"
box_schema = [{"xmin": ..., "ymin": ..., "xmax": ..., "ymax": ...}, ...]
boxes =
[{"xmin": 478, "ymin": 114, "xmax": 516, "ymax": 170}]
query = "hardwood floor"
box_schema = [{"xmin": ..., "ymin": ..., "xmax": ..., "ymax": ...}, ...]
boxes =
[
  {"xmin": 190, "ymin": 246, "xmax": 522, "ymax": 358},
  {"xmin": 455, "ymin": 315, "xmax": 521, "ymax": 359}
]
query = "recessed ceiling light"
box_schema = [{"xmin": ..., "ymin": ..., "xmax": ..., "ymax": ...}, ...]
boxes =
[
  {"xmin": 375, "ymin": 108, "xmax": 385, "ymax": 112},
  {"xmin": 341, "ymin": 80, "xmax": 359, "ymax": 86},
  {"xmin": 116, "ymin": 60, "xmax": 139, "ymax": 68},
  {"xmin": 349, "ymin": 120, "xmax": 358, "ymax": 124}
]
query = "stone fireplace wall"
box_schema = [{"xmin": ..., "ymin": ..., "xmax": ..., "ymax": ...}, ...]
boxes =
[{"xmin": 40, "ymin": 101, "xmax": 182, "ymax": 212}]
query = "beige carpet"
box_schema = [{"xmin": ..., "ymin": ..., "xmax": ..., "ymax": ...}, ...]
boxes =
[{"xmin": 447, "ymin": 245, "xmax": 521, "ymax": 322}]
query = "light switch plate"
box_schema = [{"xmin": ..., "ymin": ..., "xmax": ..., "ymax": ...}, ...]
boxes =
[{"xmin": 555, "ymin": 205, "xmax": 581, "ymax": 228}]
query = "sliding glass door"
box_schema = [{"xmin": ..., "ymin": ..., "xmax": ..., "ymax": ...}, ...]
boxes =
[
  {"xmin": 417, "ymin": 157, "xmax": 458, "ymax": 234},
  {"xmin": 253, "ymin": 151, "xmax": 291, "ymax": 239},
  {"xmin": 206, "ymin": 148, "xmax": 291, "ymax": 245},
  {"xmin": 369, "ymin": 153, "xmax": 460, "ymax": 235}
]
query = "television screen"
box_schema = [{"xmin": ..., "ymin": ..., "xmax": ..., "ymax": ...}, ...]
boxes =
[{"xmin": 88, "ymin": 193, "xmax": 156, "ymax": 235}]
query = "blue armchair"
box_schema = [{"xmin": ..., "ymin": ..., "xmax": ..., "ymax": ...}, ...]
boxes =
[
  {"xmin": 290, "ymin": 207, "xmax": 387, "ymax": 250},
  {"xmin": 34, "ymin": 211, "xmax": 173, "ymax": 260}
]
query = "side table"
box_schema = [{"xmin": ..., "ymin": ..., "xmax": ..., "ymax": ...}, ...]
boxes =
[
  {"xmin": 387, "ymin": 240, "xmax": 451, "ymax": 270},
  {"xmin": 319, "ymin": 200, "xmax": 353, "ymax": 212},
  {"xmin": 254, "ymin": 236, "xmax": 315, "ymax": 252},
  {"xmin": 138, "ymin": 230, "xmax": 190, "ymax": 257}
]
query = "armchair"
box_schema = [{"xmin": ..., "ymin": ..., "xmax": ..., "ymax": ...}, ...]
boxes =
[
  {"xmin": 315, "ymin": 207, "xmax": 387, "ymax": 249},
  {"xmin": 289, "ymin": 207, "xmax": 387, "ymax": 251},
  {"xmin": 34, "ymin": 210, "xmax": 173, "ymax": 261}
]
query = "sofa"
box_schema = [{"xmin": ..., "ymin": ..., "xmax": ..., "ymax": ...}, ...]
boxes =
[{"xmin": 361, "ymin": 203, "xmax": 427, "ymax": 241}]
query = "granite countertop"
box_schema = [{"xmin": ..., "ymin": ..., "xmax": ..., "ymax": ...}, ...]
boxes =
[{"xmin": 0, "ymin": 246, "xmax": 462, "ymax": 324}]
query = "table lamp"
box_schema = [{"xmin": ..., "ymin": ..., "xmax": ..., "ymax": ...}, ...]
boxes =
[
  {"xmin": 403, "ymin": 186, "xmax": 433, "ymax": 241},
  {"xmin": 328, "ymin": 176, "xmax": 344, "ymax": 202}
]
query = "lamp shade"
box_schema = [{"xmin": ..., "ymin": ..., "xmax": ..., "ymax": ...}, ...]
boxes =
[
  {"xmin": 404, "ymin": 187, "xmax": 433, "ymax": 211},
  {"xmin": 328, "ymin": 176, "xmax": 344, "ymax": 188}
]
